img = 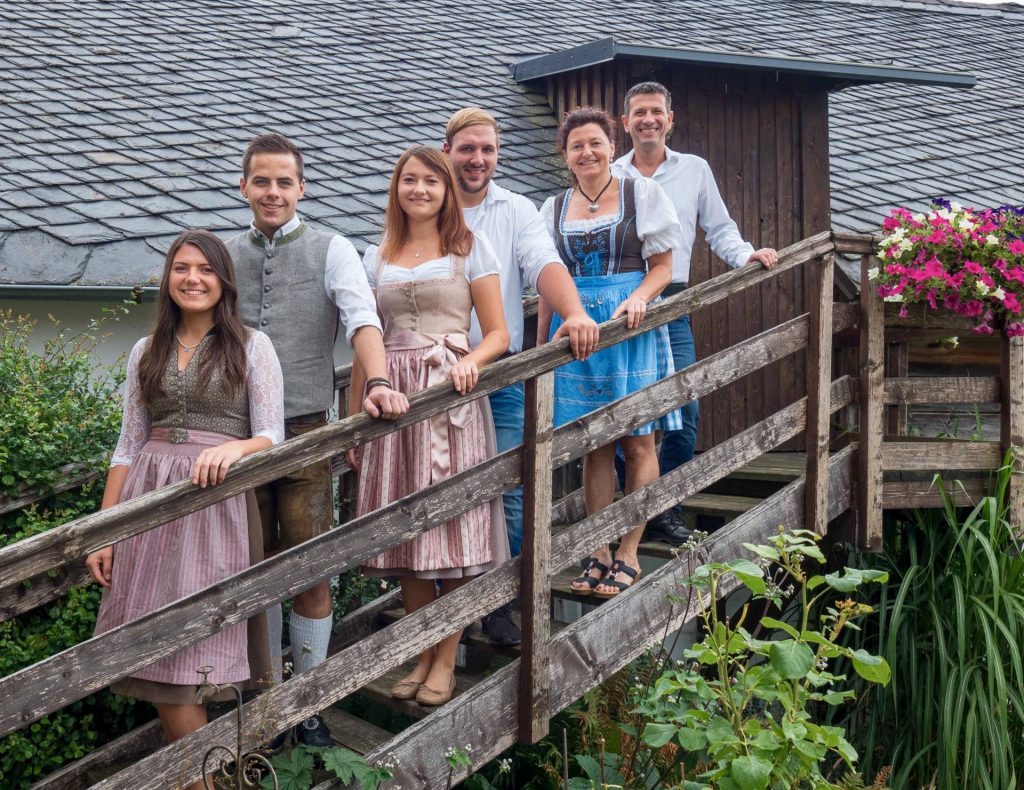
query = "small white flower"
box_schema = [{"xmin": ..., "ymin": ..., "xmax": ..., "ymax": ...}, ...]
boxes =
[
  {"xmin": 883, "ymin": 294, "xmax": 904, "ymax": 302},
  {"xmin": 951, "ymin": 201, "xmax": 963, "ymax": 213},
  {"xmin": 994, "ymin": 288, "xmax": 1006, "ymax": 301},
  {"xmin": 987, "ymin": 234, "xmax": 1000, "ymax": 246},
  {"xmin": 958, "ymin": 217, "xmax": 975, "ymax": 231},
  {"xmin": 898, "ymin": 238, "xmax": 913, "ymax": 254},
  {"xmin": 867, "ymin": 267, "xmax": 880, "ymax": 281},
  {"xmin": 976, "ymin": 281, "xmax": 991, "ymax": 296},
  {"xmin": 913, "ymin": 213, "xmax": 926, "ymax": 223}
]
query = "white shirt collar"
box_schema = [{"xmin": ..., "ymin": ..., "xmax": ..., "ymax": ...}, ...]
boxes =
[
  {"xmin": 617, "ymin": 146, "xmax": 681, "ymax": 176},
  {"xmin": 249, "ymin": 213, "xmax": 302, "ymax": 243}
]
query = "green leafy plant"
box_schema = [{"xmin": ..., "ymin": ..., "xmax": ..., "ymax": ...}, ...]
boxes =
[
  {"xmin": 259, "ymin": 744, "xmax": 394, "ymax": 790},
  {"xmin": 633, "ymin": 528, "xmax": 890, "ymax": 789},
  {"xmin": 0, "ymin": 307, "xmax": 146, "ymax": 788},
  {"xmin": 827, "ymin": 456, "xmax": 1024, "ymax": 789}
]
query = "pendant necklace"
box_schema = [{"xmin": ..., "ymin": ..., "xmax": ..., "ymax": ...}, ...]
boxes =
[
  {"xmin": 175, "ymin": 333, "xmax": 200, "ymax": 353},
  {"xmin": 577, "ymin": 174, "xmax": 614, "ymax": 214}
]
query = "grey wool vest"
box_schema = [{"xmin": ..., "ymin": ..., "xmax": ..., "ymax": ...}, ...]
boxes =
[{"xmin": 228, "ymin": 221, "xmax": 338, "ymax": 419}]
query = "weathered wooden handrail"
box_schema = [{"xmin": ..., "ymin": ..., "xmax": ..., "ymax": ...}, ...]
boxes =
[
  {"xmin": 87, "ymin": 383, "xmax": 855, "ymax": 790},
  {"xmin": 0, "ymin": 230, "xmax": 835, "ymax": 595},
  {"xmin": 0, "ymin": 291, "xmax": 856, "ymax": 737}
]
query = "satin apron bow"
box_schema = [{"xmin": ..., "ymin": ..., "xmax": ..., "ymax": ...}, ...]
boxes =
[{"xmin": 386, "ymin": 330, "xmax": 474, "ymax": 480}]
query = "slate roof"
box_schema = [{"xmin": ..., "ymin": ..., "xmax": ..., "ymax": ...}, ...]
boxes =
[{"xmin": 1, "ymin": 0, "xmax": 1022, "ymax": 288}]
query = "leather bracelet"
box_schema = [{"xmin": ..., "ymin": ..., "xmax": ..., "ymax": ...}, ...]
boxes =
[{"xmin": 365, "ymin": 377, "xmax": 392, "ymax": 393}]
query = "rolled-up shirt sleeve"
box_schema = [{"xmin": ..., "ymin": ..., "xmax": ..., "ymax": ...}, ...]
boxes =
[
  {"xmin": 324, "ymin": 235, "xmax": 383, "ymax": 345},
  {"xmin": 635, "ymin": 178, "xmax": 684, "ymax": 259},
  {"xmin": 513, "ymin": 194, "xmax": 566, "ymax": 291}
]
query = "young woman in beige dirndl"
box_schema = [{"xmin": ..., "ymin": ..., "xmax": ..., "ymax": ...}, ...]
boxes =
[{"xmin": 348, "ymin": 146, "xmax": 509, "ymax": 707}]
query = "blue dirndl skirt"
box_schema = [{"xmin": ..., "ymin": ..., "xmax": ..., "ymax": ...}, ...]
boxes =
[{"xmin": 548, "ymin": 271, "xmax": 684, "ymax": 435}]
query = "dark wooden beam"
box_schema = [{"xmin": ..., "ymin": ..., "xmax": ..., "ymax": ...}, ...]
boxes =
[
  {"xmin": 805, "ymin": 253, "xmax": 834, "ymax": 533},
  {"xmin": 1001, "ymin": 334, "xmax": 1024, "ymax": 530},
  {"xmin": 858, "ymin": 254, "xmax": 884, "ymax": 551}
]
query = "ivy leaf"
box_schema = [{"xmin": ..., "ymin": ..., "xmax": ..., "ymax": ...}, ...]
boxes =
[
  {"xmin": 263, "ymin": 746, "xmax": 314, "ymax": 790},
  {"xmin": 849, "ymin": 649, "xmax": 892, "ymax": 686},
  {"xmin": 643, "ymin": 722, "xmax": 678, "ymax": 748},
  {"xmin": 322, "ymin": 747, "xmax": 367, "ymax": 783},
  {"xmin": 768, "ymin": 640, "xmax": 815, "ymax": 679},
  {"xmin": 729, "ymin": 755, "xmax": 771, "ymax": 790}
]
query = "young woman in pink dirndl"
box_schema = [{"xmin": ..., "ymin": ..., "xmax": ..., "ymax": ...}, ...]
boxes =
[{"xmin": 86, "ymin": 230, "xmax": 283, "ymax": 789}]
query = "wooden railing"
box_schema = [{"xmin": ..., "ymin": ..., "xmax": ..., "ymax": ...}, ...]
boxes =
[{"xmin": 4, "ymin": 229, "xmax": 989, "ymax": 788}]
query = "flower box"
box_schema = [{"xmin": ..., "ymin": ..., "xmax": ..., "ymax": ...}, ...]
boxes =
[{"xmin": 871, "ymin": 200, "xmax": 1024, "ymax": 336}]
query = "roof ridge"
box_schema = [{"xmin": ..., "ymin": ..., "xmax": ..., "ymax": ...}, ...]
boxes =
[{"xmin": 840, "ymin": 0, "xmax": 1024, "ymax": 16}]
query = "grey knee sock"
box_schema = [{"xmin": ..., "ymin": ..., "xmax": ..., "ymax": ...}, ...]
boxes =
[
  {"xmin": 266, "ymin": 603, "xmax": 283, "ymax": 684},
  {"xmin": 289, "ymin": 612, "xmax": 332, "ymax": 675}
]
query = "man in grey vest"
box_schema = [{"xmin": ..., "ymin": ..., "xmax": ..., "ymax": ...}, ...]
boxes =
[{"xmin": 228, "ymin": 133, "xmax": 408, "ymax": 747}]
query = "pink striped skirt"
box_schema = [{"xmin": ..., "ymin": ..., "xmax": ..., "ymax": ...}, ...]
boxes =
[
  {"xmin": 94, "ymin": 428, "xmax": 260, "ymax": 693},
  {"xmin": 358, "ymin": 345, "xmax": 508, "ymax": 578}
]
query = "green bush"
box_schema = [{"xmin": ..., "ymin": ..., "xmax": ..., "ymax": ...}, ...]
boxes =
[
  {"xmin": 0, "ymin": 308, "xmax": 150, "ymax": 788},
  {"xmin": 826, "ymin": 459, "xmax": 1024, "ymax": 789}
]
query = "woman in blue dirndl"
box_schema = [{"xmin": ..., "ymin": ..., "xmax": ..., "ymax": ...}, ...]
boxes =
[{"xmin": 539, "ymin": 107, "xmax": 683, "ymax": 598}]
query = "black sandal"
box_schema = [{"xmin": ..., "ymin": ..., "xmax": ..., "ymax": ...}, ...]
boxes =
[
  {"xmin": 593, "ymin": 559, "xmax": 641, "ymax": 599},
  {"xmin": 570, "ymin": 557, "xmax": 610, "ymax": 596}
]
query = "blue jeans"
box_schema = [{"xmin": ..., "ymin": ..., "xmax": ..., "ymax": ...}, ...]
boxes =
[
  {"xmin": 660, "ymin": 314, "xmax": 700, "ymax": 474},
  {"xmin": 489, "ymin": 383, "xmax": 524, "ymax": 558},
  {"xmin": 615, "ymin": 314, "xmax": 700, "ymax": 488}
]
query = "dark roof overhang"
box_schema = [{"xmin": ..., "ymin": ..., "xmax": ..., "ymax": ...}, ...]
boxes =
[{"xmin": 512, "ymin": 36, "xmax": 977, "ymax": 89}]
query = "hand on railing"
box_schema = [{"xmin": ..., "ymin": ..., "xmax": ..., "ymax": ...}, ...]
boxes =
[
  {"xmin": 85, "ymin": 547, "xmax": 113, "ymax": 588},
  {"xmin": 449, "ymin": 360, "xmax": 479, "ymax": 395},
  {"xmin": 612, "ymin": 295, "xmax": 648, "ymax": 329},
  {"xmin": 550, "ymin": 310, "xmax": 599, "ymax": 361},
  {"xmin": 746, "ymin": 248, "xmax": 779, "ymax": 269},
  {"xmin": 363, "ymin": 384, "xmax": 409, "ymax": 420}
]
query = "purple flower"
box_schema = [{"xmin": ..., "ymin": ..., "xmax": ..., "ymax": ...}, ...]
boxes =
[{"xmin": 932, "ymin": 197, "xmax": 953, "ymax": 210}]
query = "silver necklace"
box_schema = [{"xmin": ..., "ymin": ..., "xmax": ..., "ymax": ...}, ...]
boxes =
[
  {"xmin": 577, "ymin": 174, "xmax": 614, "ymax": 213},
  {"xmin": 175, "ymin": 333, "xmax": 201, "ymax": 353}
]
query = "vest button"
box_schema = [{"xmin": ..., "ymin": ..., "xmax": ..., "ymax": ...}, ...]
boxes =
[
  {"xmin": 265, "ymin": 269, "xmax": 272, "ymax": 275},
  {"xmin": 266, "ymin": 250, "xmax": 276, "ymax": 259},
  {"xmin": 263, "ymin": 303, "xmax": 270, "ymax": 309},
  {"xmin": 264, "ymin": 286, "xmax": 271, "ymax": 293},
  {"xmin": 260, "ymin": 319, "xmax": 268, "ymax": 326}
]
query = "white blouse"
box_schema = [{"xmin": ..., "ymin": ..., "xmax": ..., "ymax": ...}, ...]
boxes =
[
  {"xmin": 362, "ymin": 231, "xmax": 502, "ymax": 287},
  {"xmin": 539, "ymin": 176, "xmax": 683, "ymax": 261},
  {"xmin": 110, "ymin": 331, "xmax": 285, "ymax": 467}
]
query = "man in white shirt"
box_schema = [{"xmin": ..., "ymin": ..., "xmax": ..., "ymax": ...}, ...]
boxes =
[
  {"xmin": 612, "ymin": 82, "xmax": 777, "ymax": 543},
  {"xmin": 228, "ymin": 133, "xmax": 408, "ymax": 747},
  {"xmin": 443, "ymin": 108, "xmax": 599, "ymax": 645}
]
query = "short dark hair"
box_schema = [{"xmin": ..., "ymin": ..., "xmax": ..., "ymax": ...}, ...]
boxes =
[
  {"xmin": 242, "ymin": 133, "xmax": 304, "ymax": 181},
  {"xmin": 555, "ymin": 107, "xmax": 615, "ymax": 153},
  {"xmin": 623, "ymin": 81, "xmax": 672, "ymax": 116}
]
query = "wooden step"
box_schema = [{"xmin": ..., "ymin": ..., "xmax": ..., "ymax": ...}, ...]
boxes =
[
  {"xmin": 319, "ymin": 707, "xmax": 393, "ymax": 755},
  {"xmin": 355, "ymin": 664, "xmax": 488, "ymax": 721},
  {"xmin": 676, "ymin": 492, "xmax": 763, "ymax": 517},
  {"xmin": 378, "ymin": 607, "xmax": 522, "ymax": 659},
  {"xmin": 726, "ymin": 452, "xmax": 806, "ymax": 482}
]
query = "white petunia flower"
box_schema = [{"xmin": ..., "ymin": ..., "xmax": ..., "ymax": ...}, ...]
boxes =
[
  {"xmin": 951, "ymin": 201, "xmax": 963, "ymax": 213},
  {"xmin": 976, "ymin": 281, "xmax": 990, "ymax": 296},
  {"xmin": 883, "ymin": 294, "xmax": 904, "ymax": 302},
  {"xmin": 994, "ymin": 288, "xmax": 1006, "ymax": 301},
  {"xmin": 914, "ymin": 213, "xmax": 926, "ymax": 223},
  {"xmin": 987, "ymin": 234, "xmax": 1000, "ymax": 246},
  {"xmin": 867, "ymin": 267, "xmax": 880, "ymax": 281}
]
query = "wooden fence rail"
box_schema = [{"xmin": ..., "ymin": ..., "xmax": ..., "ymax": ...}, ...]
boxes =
[{"xmin": 5, "ymin": 231, "xmax": 882, "ymax": 790}]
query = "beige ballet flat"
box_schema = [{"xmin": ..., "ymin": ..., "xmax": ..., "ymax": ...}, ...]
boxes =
[
  {"xmin": 415, "ymin": 675, "xmax": 456, "ymax": 706},
  {"xmin": 390, "ymin": 679, "xmax": 423, "ymax": 700}
]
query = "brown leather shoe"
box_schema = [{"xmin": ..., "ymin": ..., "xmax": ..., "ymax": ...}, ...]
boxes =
[
  {"xmin": 390, "ymin": 679, "xmax": 423, "ymax": 700},
  {"xmin": 415, "ymin": 675, "xmax": 456, "ymax": 706}
]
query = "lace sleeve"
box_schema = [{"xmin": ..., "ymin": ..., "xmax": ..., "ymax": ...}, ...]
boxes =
[
  {"xmin": 109, "ymin": 338, "xmax": 152, "ymax": 467},
  {"xmin": 246, "ymin": 331, "xmax": 285, "ymax": 445}
]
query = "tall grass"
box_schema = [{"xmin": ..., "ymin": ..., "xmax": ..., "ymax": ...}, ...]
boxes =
[{"xmin": 828, "ymin": 459, "xmax": 1024, "ymax": 789}]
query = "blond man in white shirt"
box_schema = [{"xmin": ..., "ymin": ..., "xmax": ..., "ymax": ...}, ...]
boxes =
[
  {"xmin": 612, "ymin": 82, "xmax": 777, "ymax": 543},
  {"xmin": 443, "ymin": 107, "xmax": 598, "ymax": 645}
]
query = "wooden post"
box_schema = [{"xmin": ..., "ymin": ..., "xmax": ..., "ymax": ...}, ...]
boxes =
[
  {"xmin": 805, "ymin": 253, "xmax": 834, "ymax": 534},
  {"xmin": 885, "ymin": 341, "xmax": 909, "ymax": 435},
  {"xmin": 519, "ymin": 370, "xmax": 553, "ymax": 744},
  {"xmin": 1000, "ymin": 333, "xmax": 1024, "ymax": 531},
  {"xmin": 858, "ymin": 254, "xmax": 885, "ymax": 550}
]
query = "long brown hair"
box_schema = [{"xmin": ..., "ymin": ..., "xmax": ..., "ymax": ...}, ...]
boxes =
[
  {"xmin": 378, "ymin": 146, "xmax": 473, "ymax": 262},
  {"xmin": 137, "ymin": 229, "xmax": 249, "ymax": 407}
]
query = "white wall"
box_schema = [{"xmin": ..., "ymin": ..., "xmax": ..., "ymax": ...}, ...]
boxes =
[{"xmin": 6, "ymin": 297, "xmax": 356, "ymax": 385}]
